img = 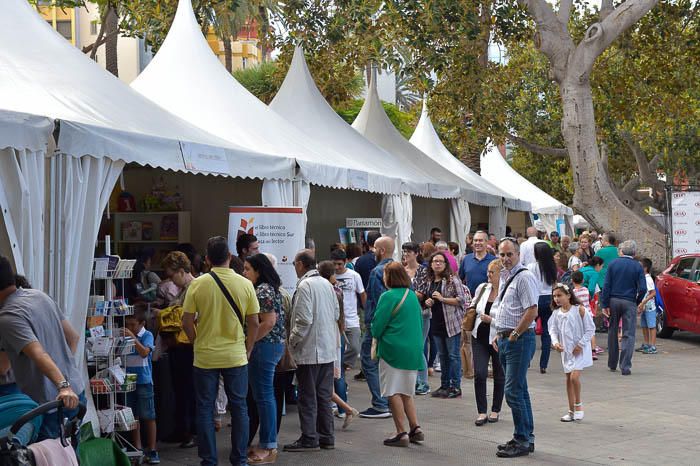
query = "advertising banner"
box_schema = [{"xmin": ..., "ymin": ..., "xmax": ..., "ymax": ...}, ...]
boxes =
[
  {"xmin": 671, "ymin": 191, "xmax": 700, "ymax": 256},
  {"xmin": 228, "ymin": 206, "xmax": 305, "ymax": 293}
]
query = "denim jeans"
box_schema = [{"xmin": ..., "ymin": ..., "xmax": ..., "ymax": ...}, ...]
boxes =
[
  {"xmin": 360, "ymin": 330, "xmax": 388, "ymax": 411},
  {"xmin": 249, "ymin": 342, "xmax": 284, "ymax": 449},
  {"xmin": 416, "ymin": 316, "xmax": 431, "ymax": 386},
  {"xmin": 37, "ymin": 391, "xmax": 86, "ymax": 442},
  {"xmin": 194, "ymin": 365, "xmax": 249, "ymax": 466},
  {"xmin": 608, "ymin": 298, "xmax": 637, "ymax": 373},
  {"xmin": 537, "ymin": 294, "xmax": 553, "ymax": 370},
  {"xmin": 334, "ymin": 337, "xmax": 348, "ymax": 414},
  {"xmin": 434, "ymin": 333, "xmax": 462, "ymax": 390},
  {"xmin": 498, "ymin": 331, "xmax": 536, "ymax": 448}
]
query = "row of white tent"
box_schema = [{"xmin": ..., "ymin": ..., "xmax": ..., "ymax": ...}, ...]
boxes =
[{"xmin": 0, "ymin": 0, "xmax": 574, "ymax": 368}]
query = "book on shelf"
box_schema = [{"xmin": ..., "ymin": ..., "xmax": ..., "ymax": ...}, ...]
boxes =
[
  {"xmin": 159, "ymin": 214, "xmax": 179, "ymax": 240},
  {"xmin": 121, "ymin": 221, "xmax": 142, "ymax": 241}
]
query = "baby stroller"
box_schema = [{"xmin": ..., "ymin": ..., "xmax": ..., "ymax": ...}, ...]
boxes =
[{"xmin": 0, "ymin": 395, "xmax": 85, "ymax": 466}]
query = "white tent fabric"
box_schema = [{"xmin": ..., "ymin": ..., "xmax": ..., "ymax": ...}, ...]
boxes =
[
  {"xmin": 449, "ymin": 199, "xmax": 471, "ymax": 254},
  {"xmin": 489, "ymin": 204, "xmax": 509, "ymax": 239},
  {"xmin": 409, "ymin": 103, "xmax": 530, "ymax": 211},
  {"xmin": 381, "ymin": 194, "xmax": 413, "ymax": 260},
  {"xmin": 481, "ymin": 143, "xmax": 573, "ymax": 217},
  {"xmin": 261, "ymin": 179, "xmax": 312, "ymax": 239},
  {"xmin": 352, "ymin": 73, "xmax": 469, "ymax": 200},
  {"xmin": 271, "ymin": 47, "xmax": 424, "ymax": 196},
  {"xmin": 0, "ymin": 0, "xmax": 293, "ymax": 179},
  {"xmin": 132, "ymin": 0, "xmax": 378, "ymax": 192},
  {"xmin": 0, "ymin": 110, "xmax": 54, "ymax": 289}
]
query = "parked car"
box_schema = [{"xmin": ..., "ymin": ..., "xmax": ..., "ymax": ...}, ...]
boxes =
[{"xmin": 656, "ymin": 253, "xmax": 700, "ymax": 338}]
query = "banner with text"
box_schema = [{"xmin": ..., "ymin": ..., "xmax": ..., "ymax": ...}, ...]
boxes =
[
  {"xmin": 671, "ymin": 191, "xmax": 700, "ymax": 256},
  {"xmin": 228, "ymin": 206, "xmax": 305, "ymax": 293}
]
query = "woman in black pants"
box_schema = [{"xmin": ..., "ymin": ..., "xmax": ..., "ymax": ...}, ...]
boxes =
[
  {"xmin": 471, "ymin": 259, "xmax": 505, "ymax": 426},
  {"xmin": 527, "ymin": 242, "xmax": 559, "ymax": 373}
]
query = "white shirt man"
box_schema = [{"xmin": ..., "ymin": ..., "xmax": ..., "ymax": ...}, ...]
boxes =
[
  {"xmin": 519, "ymin": 226, "xmax": 545, "ymax": 267},
  {"xmin": 330, "ymin": 249, "xmax": 366, "ymax": 369}
]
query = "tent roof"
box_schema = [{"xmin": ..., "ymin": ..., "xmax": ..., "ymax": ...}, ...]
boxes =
[
  {"xmin": 0, "ymin": 109, "xmax": 53, "ymax": 153},
  {"xmin": 351, "ymin": 73, "xmax": 475, "ymax": 199},
  {"xmin": 0, "ymin": 0, "xmax": 293, "ymax": 179},
  {"xmin": 409, "ymin": 102, "xmax": 531, "ymax": 211},
  {"xmin": 481, "ymin": 143, "xmax": 573, "ymax": 216},
  {"xmin": 271, "ymin": 46, "xmax": 443, "ymax": 196},
  {"xmin": 132, "ymin": 0, "xmax": 383, "ymax": 192}
]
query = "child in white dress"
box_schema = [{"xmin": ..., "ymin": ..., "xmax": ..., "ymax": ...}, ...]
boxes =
[{"xmin": 549, "ymin": 283, "xmax": 596, "ymax": 422}]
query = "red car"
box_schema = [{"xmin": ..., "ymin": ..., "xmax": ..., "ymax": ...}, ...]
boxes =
[{"xmin": 656, "ymin": 253, "xmax": 700, "ymax": 338}]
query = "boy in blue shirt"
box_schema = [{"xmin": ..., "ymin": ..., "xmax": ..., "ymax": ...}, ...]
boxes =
[{"xmin": 125, "ymin": 307, "xmax": 159, "ymax": 464}]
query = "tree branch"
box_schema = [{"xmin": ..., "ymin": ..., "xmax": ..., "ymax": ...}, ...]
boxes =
[
  {"xmin": 82, "ymin": 29, "xmax": 119, "ymax": 54},
  {"xmin": 89, "ymin": 5, "xmax": 110, "ymax": 60},
  {"xmin": 558, "ymin": 0, "xmax": 573, "ymax": 28},
  {"xmin": 620, "ymin": 130, "xmax": 656, "ymax": 185},
  {"xmin": 579, "ymin": 0, "xmax": 659, "ymax": 72},
  {"xmin": 508, "ymin": 134, "xmax": 569, "ymax": 157},
  {"xmin": 600, "ymin": 0, "xmax": 614, "ymax": 21},
  {"xmin": 519, "ymin": 0, "xmax": 574, "ymax": 79}
]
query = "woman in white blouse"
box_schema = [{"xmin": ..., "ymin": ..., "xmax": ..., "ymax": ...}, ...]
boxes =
[{"xmin": 470, "ymin": 259, "xmax": 505, "ymax": 426}]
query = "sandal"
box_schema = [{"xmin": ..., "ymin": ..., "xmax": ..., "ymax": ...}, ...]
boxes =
[
  {"xmin": 248, "ymin": 448, "xmax": 278, "ymax": 464},
  {"xmin": 474, "ymin": 415, "xmax": 487, "ymax": 426},
  {"xmin": 409, "ymin": 426, "xmax": 424, "ymax": 444},
  {"xmin": 384, "ymin": 432, "xmax": 409, "ymax": 447},
  {"xmin": 561, "ymin": 410, "xmax": 575, "ymax": 422}
]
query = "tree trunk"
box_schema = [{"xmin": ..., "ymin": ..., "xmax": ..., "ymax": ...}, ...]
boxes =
[
  {"xmin": 259, "ymin": 6, "xmax": 268, "ymax": 63},
  {"xmin": 104, "ymin": 5, "xmax": 119, "ymax": 77},
  {"xmin": 559, "ymin": 76, "xmax": 666, "ymax": 264},
  {"xmin": 223, "ymin": 37, "xmax": 232, "ymax": 73}
]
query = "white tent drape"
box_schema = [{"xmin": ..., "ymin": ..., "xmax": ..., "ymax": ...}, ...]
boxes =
[
  {"xmin": 0, "ymin": 147, "xmax": 46, "ymax": 289},
  {"xmin": 261, "ymin": 178, "xmax": 311, "ymax": 242},
  {"xmin": 381, "ymin": 193, "xmax": 413, "ymax": 260},
  {"xmin": 489, "ymin": 204, "xmax": 508, "ymax": 239},
  {"xmin": 449, "ymin": 198, "xmax": 471, "ymax": 255},
  {"xmin": 49, "ymin": 155, "xmax": 124, "ymax": 365}
]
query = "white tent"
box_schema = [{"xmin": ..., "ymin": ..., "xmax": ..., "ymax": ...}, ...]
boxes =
[
  {"xmin": 0, "ymin": 0, "xmax": 296, "ymax": 370},
  {"xmin": 481, "ymin": 143, "xmax": 574, "ymax": 234},
  {"xmin": 409, "ymin": 102, "xmax": 532, "ymax": 242},
  {"xmin": 131, "ymin": 0, "xmax": 411, "ymax": 203}
]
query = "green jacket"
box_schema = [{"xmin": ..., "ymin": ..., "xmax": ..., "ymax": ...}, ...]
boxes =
[
  {"xmin": 595, "ymin": 246, "xmax": 619, "ymax": 289},
  {"xmin": 580, "ymin": 265, "xmax": 600, "ymax": 295},
  {"xmin": 371, "ymin": 288, "xmax": 425, "ymax": 371}
]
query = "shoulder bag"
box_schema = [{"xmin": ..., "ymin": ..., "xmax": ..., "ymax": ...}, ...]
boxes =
[
  {"xmin": 462, "ymin": 284, "xmax": 488, "ymax": 332},
  {"xmin": 371, "ymin": 289, "xmax": 410, "ymax": 360},
  {"xmin": 210, "ymin": 271, "xmax": 244, "ymax": 328}
]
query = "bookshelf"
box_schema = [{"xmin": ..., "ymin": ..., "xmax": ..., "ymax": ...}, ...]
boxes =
[{"xmin": 112, "ymin": 212, "xmax": 190, "ymax": 267}]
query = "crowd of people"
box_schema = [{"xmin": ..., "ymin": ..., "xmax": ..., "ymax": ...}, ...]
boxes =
[{"xmin": 0, "ymin": 222, "xmax": 657, "ymax": 464}]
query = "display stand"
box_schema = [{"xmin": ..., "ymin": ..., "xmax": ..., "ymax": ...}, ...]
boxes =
[{"xmin": 85, "ymin": 235, "xmax": 142, "ymax": 463}]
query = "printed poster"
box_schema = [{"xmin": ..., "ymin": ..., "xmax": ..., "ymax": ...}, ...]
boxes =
[
  {"xmin": 671, "ymin": 191, "xmax": 700, "ymax": 256},
  {"xmin": 228, "ymin": 206, "xmax": 305, "ymax": 293}
]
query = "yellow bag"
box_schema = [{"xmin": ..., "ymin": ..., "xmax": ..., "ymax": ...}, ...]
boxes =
[{"xmin": 158, "ymin": 305, "xmax": 191, "ymax": 345}]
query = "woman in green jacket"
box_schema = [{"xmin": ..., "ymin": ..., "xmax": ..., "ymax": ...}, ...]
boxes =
[{"xmin": 371, "ymin": 262, "xmax": 425, "ymax": 448}]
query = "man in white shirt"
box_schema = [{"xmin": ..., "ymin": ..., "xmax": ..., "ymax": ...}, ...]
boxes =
[
  {"xmin": 519, "ymin": 226, "xmax": 545, "ymax": 267},
  {"xmin": 330, "ymin": 249, "xmax": 366, "ymax": 370}
]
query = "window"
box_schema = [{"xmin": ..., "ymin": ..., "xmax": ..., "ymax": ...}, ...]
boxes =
[
  {"xmin": 90, "ymin": 20, "xmax": 99, "ymax": 36},
  {"xmin": 55, "ymin": 20, "xmax": 72, "ymax": 41},
  {"xmin": 671, "ymin": 258, "xmax": 698, "ymax": 281},
  {"xmin": 242, "ymin": 57, "xmax": 247, "ymax": 69}
]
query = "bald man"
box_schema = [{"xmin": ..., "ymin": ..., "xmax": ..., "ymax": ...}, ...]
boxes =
[
  {"xmin": 519, "ymin": 226, "xmax": 545, "ymax": 267},
  {"xmin": 358, "ymin": 236, "xmax": 395, "ymax": 418}
]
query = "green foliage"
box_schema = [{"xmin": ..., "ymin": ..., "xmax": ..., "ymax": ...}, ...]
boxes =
[
  {"xmin": 232, "ymin": 62, "xmax": 280, "ymax": 104},
  {"xmin": 335, "ymin": 99, "xmax": 418, "ymax": 139}
]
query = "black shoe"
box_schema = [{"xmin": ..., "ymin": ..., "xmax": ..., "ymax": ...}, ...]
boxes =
[
  {"xmin": 319, "ymin": 443, "xmax": 335, "ymax": 450},
  {"xmin": 621, "ymin": 370, "xmax": 631, "ymax": 376},
  {"xmin": 446, "ymin": 387, "xmax": 462, "ymax": 398},
  {"xmin": 383, "ymin": 432, "xmax": 409, "ymax": 447},
  {"xmin": 430, "ymin": 387, "xmax": 448, "ymax": 398},
  {"xmin": 497, "ymin": 444, "xmax": 530, "ymax": 458},
  {"xmin": 283, "ymin": 440, "xmax": 320, "ymax": 452},
  {"xmin": 498, "ymin": 440, "xmax": 534, "ymax": 453},
  {"xmin": 178, "ymin": 439, "xmax": 196, "ymax": 449},
  {"xmin": 354, "ymin": 370, "xmax": 366, "ymax": 381},
  {"xmin": 474, "ymin": 416, "xmax": 487, "ymax": 426}
]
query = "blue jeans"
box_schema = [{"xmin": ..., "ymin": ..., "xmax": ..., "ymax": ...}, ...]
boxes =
[
  {"xmin": 608, "ymin": 298, "xmax": 637, "ymax": 373},
  {"xmin": 416, "ymin": 316, "xmax": 431, "ymax": 386},
  {"xmin": 38, "ymin": 391, "xmax": 86, "ymax": 442},
  {"xmin": 194, "ymin": 365, "xmax": 249, "ymax": 466},
  {"xmin": 334, "ymin": 337, "xmax": 348, "ymax": 414},
  {"xmin": 498, "ymin": 331, "xmax": 536, "ymax": 448},
  {"xmin": 434, "ymin": 333, "xmax": 462, "ymax": 390},
  {"xmin": 360, "ymin": 330, "xmax": 388, "ymax": 412},
  {"xmin": 249, "ymin": 342, "xmax": 284, "ymax": 449},
  {"xmin": 537, "ymin": 295, "xmax": 553, "ymax": 370}
]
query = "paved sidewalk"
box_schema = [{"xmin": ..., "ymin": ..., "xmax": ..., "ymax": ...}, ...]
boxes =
[{"xmin": 159, "ymin": 330, "xmax": 700, "ymax": 465}]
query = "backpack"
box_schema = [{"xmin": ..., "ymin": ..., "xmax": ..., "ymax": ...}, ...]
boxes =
[
  {"xmin": 654, "ymin": 282, "xmax": 664, "ymax": 315},
  {"xmin": 560, "ymin": 270, "xmax": 573, "ymax": 289}
]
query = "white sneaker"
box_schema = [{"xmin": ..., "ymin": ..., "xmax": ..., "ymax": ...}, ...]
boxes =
[
  {"xmin": 434, "ymin": 362, "xmax": 442, "ymax": 372},
  {"xmin": 574, "ymin": 410, "xmax": 584, "ymax": 421},
  {"xmin": 560, "ymin": 411, "xmax": 575, "ymax": 422}
]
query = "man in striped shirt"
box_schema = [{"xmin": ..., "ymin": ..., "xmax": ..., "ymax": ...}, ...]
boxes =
[{"xmin": 494, "ymin": 238, "xmax": 539, "ymax": 458}]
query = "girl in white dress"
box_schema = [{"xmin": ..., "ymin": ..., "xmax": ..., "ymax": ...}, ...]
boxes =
[{"xmin": 549, "ymin": 283, "xmax": 596, "ymax": 422}]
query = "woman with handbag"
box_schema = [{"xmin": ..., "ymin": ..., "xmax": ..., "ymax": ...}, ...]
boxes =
[
  {"xmin": 417, "ymin": 252, "xmax": 469, "ymax": 399},
  {"xmin": 468, "ymin": 259, "xmax": 505, "ymax": 426},
  {"xmin": 371, "ymin": 263, "xmax": 425, "ymax": 448}
]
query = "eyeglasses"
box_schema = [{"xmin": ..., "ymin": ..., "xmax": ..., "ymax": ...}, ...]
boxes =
[
  {"xmin": 499, "ymin": 252, "xmax": 515, "ymax": 257},
  {"xmin": 500, "ymin": 236, "xmax": 517, "ymax": 243}
]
